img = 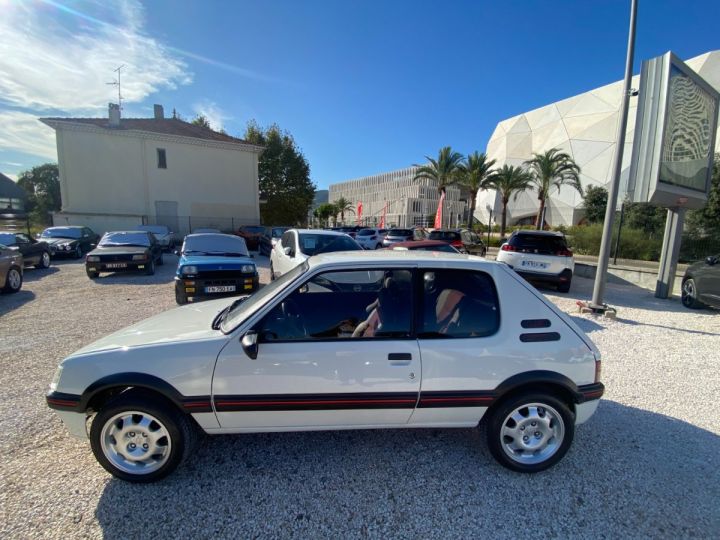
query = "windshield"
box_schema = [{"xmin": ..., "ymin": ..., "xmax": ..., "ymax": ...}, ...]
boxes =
[
  {"xmin": 387, "ymin": 229, "xmax": 411, "ymax": 236},
  {"xmin": 357, "ymin": 229, "xmax": 375, "ymax": 236},
  {"xmin": 99, "ymin": 232, "xmax": 150, "ymax": 247},
  {"xmin": 0, "ymin": 233, "xmax": 16, "ymax": 245},
  {"xmin": 138, "ymin": 225, "xmax": 169, "ymax": 235},
  {"xmin": 183, "ymin": 234, "xmax": 249, "ymax": 256},
  {"xmin": 221, "ymin": 262, "xmax": 308, "ymax": 332},
  {"xmin": 298, "ymin": 233, "xmax": 361, "ymax": 256},
  {"xmin": 41, "ymin": 227, "xmax": 82, "ymax": 239}
]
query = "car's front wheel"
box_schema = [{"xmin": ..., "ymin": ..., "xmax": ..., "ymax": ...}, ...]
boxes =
[
  {"xmin": 74, "ymin": 245, "xmax": 83, "ymax": 259},
  {"xmin": 90, "ymin": 391, "xmax": 198, "ymax": 483},
  {"xmin": 145, "ymin": 260, "xmax": 156, "ymax": 275},
  {"xmin": 175, "ymin": 288, "xmax": 188, "ymax": 305},
  {"xmin": 157, "ymin": 253, "xmax": 164, "ymax": 266},
  {"xmin": 681, "ymin": 278, "xmax": 704, "ymax": 309},
  {"xmin": 486, "ymin": 393, "xmax": 574, "ymax": 473},
  {"xmin": 36, "ymin": 251, "xmax": 51, "ymax": 269}
]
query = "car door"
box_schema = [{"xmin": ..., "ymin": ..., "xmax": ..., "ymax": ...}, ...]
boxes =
[
  {"xmin": 212, "ymin": 267, "xmax": 421, "ymax": 430},
  {"xmin": 14, "ymin": 233, "xmax": 38, "ymax": 264},
  {"xmin": 698, "ymin": 256, "xmax": 720, "ymax": 307}
]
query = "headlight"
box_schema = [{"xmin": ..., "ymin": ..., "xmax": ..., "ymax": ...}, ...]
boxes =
[
  {"xmin": 86, "ymin": 255, "xmax": 99, "ymax": 262},
  {"xmin": 49, "ymin": 365, "xmax": 63, "ymax": 392},
  {"xmin": 182, "ymin": 265, "xmax": 198, "ymax": 275},
  {"xmin": 241, "ymin": 264, "xmax": 255, "ymax": 273},
  {"xmin": 132, "ymin": 254, "xmax": 147, "ymax": 261}
]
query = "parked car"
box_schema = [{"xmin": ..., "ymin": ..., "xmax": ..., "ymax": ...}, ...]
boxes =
[
  {"xmin": 382, "ymin": 227, "xmax": 428, "ymax": 247},
  {"xmin": 175, "ymin": 233, "xmax": 259, "ymax": 305},
  {"xmin": 0, "ymin": 231, "xmax": 51, "ymax": 269},
  {"xmin": 681, "ymin": 254, "xmax": 720, "ymax": 309},
  {"xmin": 39, "ymin": 226, "xmax": 99, "ymax": 258},
  {"xmin": 270, "ymin": 228, "xmax": 362, "ymax": 279},
  {"xmin": 46, "ymin": 251, "xmax": 604, "ymax": 482},
  {"xmin": 137, "ymin": 225, "xmax": 175, "ymax": 252},
  {"xmin": 428, "ymin": 229, "xmax": 487, "ymax": 257},
  {"xmin": 390, "ymin": 240, "xmax": 461, "ymax": 254},
  {"xmin": 355, "ymin": 228, "xmax": 388, "ymax": 250},
  {"xmin": 259, "ymin": 226, "xmax": 290, "ymax": 257},
  {"xmin": 335, "ymin": 226, "xmax": 362, "ymax": 238},
  {"xmin": 85, "ymin": 231, "xmax": 163, "ymax": 278},
  {"xmin": 0, "ymin": 243, "xmax": 23, "ymax": 293},
  {"xmin": 495, "ymin": 230, "xmax": 574, "ymax": 293},
  {"xmin": 236, "ymin": 226, "xmax": 266, "ymax": 251}
]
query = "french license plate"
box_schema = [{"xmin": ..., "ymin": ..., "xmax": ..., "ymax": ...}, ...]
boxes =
[
  {"xmin": 521, "ymin": 260, "xmax": 548, "ymax": 269},
  {"xmin": 205, "ymin": 285, "xmax": 236, "ymax": 293},
  {"xmin": 105, "ymin": 263, "xmax": 127, "ymax": 269}
]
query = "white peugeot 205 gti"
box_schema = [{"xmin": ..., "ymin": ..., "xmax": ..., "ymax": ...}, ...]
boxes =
[{"xmin": 47, "ymin": 251, "xmax": 603, "ymax": 482}]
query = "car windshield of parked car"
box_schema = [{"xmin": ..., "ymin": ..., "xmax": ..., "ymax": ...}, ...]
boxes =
[
  {"xmin": 41, "ymin": 227, "xmax": 82, "ymax": 239},
  {"xmin": 99, "ymin": 232, "xmax": 150, "ymax": 247},
  {"xmin": 387, "ymin": 229, "xmax": 411, "ymax": 236},
  {"xmin": 221, "ymin": 261, "xmax": 308, "ymax": 333},
  {"xmin": 428, "ymin": 231, "xmax": 460, "ymax": 241},
  {"xmin": 183, "ymin": 234, "xmax": 249, "ymax": 257},
  {"xmin": 138, "ymin": 225, "xmax": 169, "ymax": 235},
  {"xmin": 298, "ymin": 233, "xmax": 361, "ymax": 256},
  {"xmin": 0, "ymin": 233, "xmax": 17, "ymax": 245},
  {"xmin": 271, "ymin": 227, "xmax": 288, "ymax": 238}
]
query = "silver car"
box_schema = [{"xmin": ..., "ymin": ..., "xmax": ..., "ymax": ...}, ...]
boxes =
[
  {"xmin": 137, "ymin": 225, "xmax": 176, "ymax": 251},
  {"xmin": 0, "ymin": 243, "xmax": 23, "ymax": 293}
]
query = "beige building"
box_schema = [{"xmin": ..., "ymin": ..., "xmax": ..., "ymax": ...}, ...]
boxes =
[
  {"xmin": 41, "ymin": 104, "xmax": 263, "ymax": 235},
  {"xmin": 329, "ymin": 166, "xmax": 467, "ymax": 228}
]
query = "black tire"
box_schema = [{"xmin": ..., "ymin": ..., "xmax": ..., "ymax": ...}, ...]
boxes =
[
  {"xmin": 2, "ymin": 266, "xmax": 22, "ymax": 293},
  {"xmin": 74, "ymin": 245, "xmax": 83, "ymax": 259},
  {"xmin": 681, "ymin": 278, "xmax": 704, "ymax": 309},
  {"xmin": 89, "ymin": 391, "xmax": 199, "ymax": 483},
  {"xmin": 557, "ymin": 279, "xmax": 571, "ymax": 293},
  {"xmin": 486, "ymin": 392, "xmax": 575, "ymax": 473},
  {"xmin": 175, "ymin": 287, "xmax": 188, "ymax": 305},
  {"xmin": 86, "ymin": 268, "xmax": 99, "ymax": 279},
  {"xmin": 35, "ymin": 250, "xmax": 51, "ymax": 269},
  {"xmin": 157, "ymin": 253, "xmax": 164, "ymax": 266},
  {"xmin": 145, "ymin": 259, "xmax": 156, "ymax": 276}
]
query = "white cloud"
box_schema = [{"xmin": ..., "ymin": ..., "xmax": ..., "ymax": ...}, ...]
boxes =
[
  {"xmin": 192, "ymin": 100, "xmax": 232, "ymax": 131},
  {"xmin": 0, "ymin": 0, "xmax": 192, "ymax": 112},
  {"xmin": 0, "ymin": 111, "xmax": 58, "ymax": 160},
  {"xmin": 3, "ymin": 161, "xmax": 24, "ymax": 168}
]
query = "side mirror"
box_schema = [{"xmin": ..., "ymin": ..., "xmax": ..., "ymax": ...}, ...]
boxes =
[
  {"xmin": 241, "ymin": 331, "xmax": 258, "ymax": 360},
  {"xmin": 706, "ymin": 256, "xmax": 718, "ymax": 266}
]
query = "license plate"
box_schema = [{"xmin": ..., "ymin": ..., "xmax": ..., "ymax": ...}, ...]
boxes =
[
  {"xmin": 105, "ymin": 263, "xmax": 127, "ymax": 269},
  {"xmin": 205, "ymin": 285, "xmax": 236, "ymax": 293},
  {"xmin": 521, "ymin": 260, "xmax": 548, "ymax": 269}
]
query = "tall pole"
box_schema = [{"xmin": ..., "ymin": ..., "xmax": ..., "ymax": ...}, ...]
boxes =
[{"xmin": 590, "ymin": 0, "xmax": 637, "ymax": 309}]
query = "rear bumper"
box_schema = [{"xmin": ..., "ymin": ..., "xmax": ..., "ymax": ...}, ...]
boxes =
[
  {"xmin": 175, "ymin": 274, "xmax": 259, "ymax": 298},
  {"xmin": 512, "ymin": 267, "xmax": 573, "ymax": 285}
]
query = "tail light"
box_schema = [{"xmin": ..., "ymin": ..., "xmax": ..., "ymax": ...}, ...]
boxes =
[
  {"xmin": 501, "ymin": 244, "xmax": 516, "ymax": 251},
  {"xmin": 556, "ymin": 249, "xmax": 573, "ymax": 257},
  {"xmin": 450, "ymin": 240, "xmax": 463, "ymax": 247}
]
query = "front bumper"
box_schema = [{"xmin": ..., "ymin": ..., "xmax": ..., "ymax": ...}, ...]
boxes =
[
  {"xmin": 86, "ymin": 261, "xmax": 150, "ymax": 273},
  {"xmin": 175, "ymin": 273, "xmax": 259, "ymax": 299}
]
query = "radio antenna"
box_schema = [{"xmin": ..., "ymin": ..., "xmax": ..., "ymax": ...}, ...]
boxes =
[{"xmin": 106, "ymin": 65, "xmax": 125, "ymax": 110}]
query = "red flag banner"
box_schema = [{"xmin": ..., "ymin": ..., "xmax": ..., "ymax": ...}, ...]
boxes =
[
  {"xmin": 378, "ymin": 202, "xmax": 387, "ymax": 229},
  {"xmin": 357, "ymin": 201, "xmax": 363, "ymax": 225},
  {"xmin": 434, "ymin": 191, "xmax": 445, "ymax": 229}
]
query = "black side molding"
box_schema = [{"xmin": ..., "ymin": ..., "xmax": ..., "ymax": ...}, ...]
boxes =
[{"xmin": 520, "ymin": 332, "xmax": 561, "ymax": 342}]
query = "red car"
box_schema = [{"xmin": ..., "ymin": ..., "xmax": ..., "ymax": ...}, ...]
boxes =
[
  {"xmin": 236, "ymin": 226, "xmax": 265, "ymax": 250},
  {"xmin": 388, "ymin": 240, "xmax": 461, "ymax": 254}
]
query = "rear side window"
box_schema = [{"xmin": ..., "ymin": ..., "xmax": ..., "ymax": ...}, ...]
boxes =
[
  {"xmin": 419, "ymin": 269, "xmax": 499, "ymax": 338},
  {"xmin": 428, "ymin": 231, "xmax": 461, "ymax": 242},
  {"xmin": 510, "ymin": 234, "xmax": 567, "ymax": 255}
]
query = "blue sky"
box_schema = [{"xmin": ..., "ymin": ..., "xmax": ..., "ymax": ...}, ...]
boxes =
[{"xmin": 1, "ymin": 0, "xmax": 718, "ymax": 188}]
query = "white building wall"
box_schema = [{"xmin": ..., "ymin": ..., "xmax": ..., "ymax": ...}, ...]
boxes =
[{"xmin": 476, "ymin": 50, "xmax": 720, "ymax": 227}]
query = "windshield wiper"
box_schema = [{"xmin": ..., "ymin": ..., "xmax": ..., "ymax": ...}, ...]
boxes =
[
  {"xmin": 211, "ymin": 296, "xmax": 249, "ymax": 330},
  {"xmin": 206, "ymin": 251, "xmax": 245, "ymax": 257},
  {"xmin": 183, "ymin": 250, "xmax": 210, "ymax": 255}
]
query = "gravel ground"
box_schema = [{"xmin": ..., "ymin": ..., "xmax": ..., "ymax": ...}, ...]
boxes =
[{"xmin": 0, "ymin": 255, "xmax": 718, "ymax": 539}]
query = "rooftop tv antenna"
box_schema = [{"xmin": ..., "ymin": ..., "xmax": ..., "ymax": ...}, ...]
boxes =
[{"xmin": 106, "ymin": 64, "xmax": 125, "ymax": 110}]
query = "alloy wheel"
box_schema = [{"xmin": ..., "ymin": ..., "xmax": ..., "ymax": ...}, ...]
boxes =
[
  {"xmin": 7, "ymin": 268, "xmax": 21, "ymax": 290},
  {"xmin": 100, "ymin": 411, "xmax": 172, "ymax": 475},
  {"xmin": 500, "ymin": 402, "xmax": 565, "ymax": 465}
]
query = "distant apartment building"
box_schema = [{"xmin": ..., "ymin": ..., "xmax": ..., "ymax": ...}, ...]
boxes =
[{"xmin": 329, "ymin": 166, "xmax": 467, "ymax": 227}]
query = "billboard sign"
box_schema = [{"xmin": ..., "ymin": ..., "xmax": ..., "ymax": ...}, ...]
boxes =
[{"xmin": 628, "ymin": 52, "xmax": 719, "ymax": 209}]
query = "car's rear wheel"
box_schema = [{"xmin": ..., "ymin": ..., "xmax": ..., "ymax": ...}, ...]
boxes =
[
  {"xmin": 157, "ymin": 253, "xmax": 164, "ymax": 266},
  {"xmin": 3, "ymin": 267, "xmax": 22, "ymax": 293},
  {"xmin": 557, "ymin": 279, "xmax": 571, "ymax": 293},
  {"xmin": 486, "ymin": 393, "xmax": 574, "ymax": 473},
  {"xmin": 36, "ymin": 251, "xmax": 51, "ymax": 269},
  {"xmin": 681, "ymin": 278, "xmax": 704, "ymax": 309},
  {"xmin": 90, "ymin": 392, "xmax": 198, "ymax": 483}
]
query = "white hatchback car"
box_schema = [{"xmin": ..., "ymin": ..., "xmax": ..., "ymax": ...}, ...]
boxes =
[
  {"xmin": 47, "ymin": 251, "xmax": 603, "ymax": 482},
  {"xmin": 269, "ymin": 228, "xmax": 361, "ymax": 279},
  {"xmin": 496, "ymin": 230, "xmax": 575, "ymax": 292},
  {"xmin": 354, "ymin": 228, "xmax": 387, "ymax": 250}
]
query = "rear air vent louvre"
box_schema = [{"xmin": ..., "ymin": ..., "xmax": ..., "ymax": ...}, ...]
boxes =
[
  {"xmin": 519, "ymin": 332, "xmax": 561, "ymax": 342},
  {"xmin": 521, "ymin": 319, "xmax": 551, "ymax": 329}
]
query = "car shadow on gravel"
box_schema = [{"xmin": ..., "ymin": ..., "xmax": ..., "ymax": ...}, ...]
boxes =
[
  {"xmin": 94, "ymin": 401, "xmax": 719, "ymax": 537},
  {"xmin": 0, "ymin": 289, "xmax": 35, "ymax": 316},
  {"xmin": 22, "ymin": 267, "xmax": 59, "ymax": 282}
]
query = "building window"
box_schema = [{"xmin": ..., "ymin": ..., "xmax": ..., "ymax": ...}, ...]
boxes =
[{"xmin": 157, "ymin": 148, "xmax": 167, "ymax": 169}]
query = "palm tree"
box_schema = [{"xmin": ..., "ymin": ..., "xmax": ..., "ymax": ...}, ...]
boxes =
[
  {"xmin": 482, "ymin": 164, "xmax": 533, "ymax": 237},
  {"xmin": 457, "ymin": 151, "xmax": 496, "ymax": 229},
  {"xmin": 413, "ymin": 146, "xmax": 465, "ymax": 228},
  {"xmin": 333, "ymin": 197, "xmax": 355, "ymax": 224},
  {"xmin": 524, "ymin": 148, "xmax": 582, "ymax": 229}
]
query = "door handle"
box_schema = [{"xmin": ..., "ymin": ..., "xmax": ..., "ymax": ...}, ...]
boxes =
[{"xmin": 388, "ymin": 353, "xmax": 412, "ymax": 364}]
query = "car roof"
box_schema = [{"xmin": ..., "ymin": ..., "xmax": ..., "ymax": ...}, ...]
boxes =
[
  {"xmin": 390, "ymin": 240, "xmax": 451, "ymax": 248},
  {"xmin": 45, "ymin": 225, "xmax": 82, "ymax": 229},
  {"xmin": 185, "ymin": 233, "xmax": 241, "ymax": 240},
  {"xmin": 306, "ymin": 249, "xmax": 494, "ymax": 269},
  {"xmin": 292, "ymin": 228, "xmax": 349, "ymax": 236},
  {"xmin": 103, "ymin": 230, "xmax": 149, "ymax": 235},
  {"xmin": 513, "ymin": 230, "xmax": 564, "ymax": 237}
]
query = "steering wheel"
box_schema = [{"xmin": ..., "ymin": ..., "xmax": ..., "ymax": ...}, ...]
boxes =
[{"xmin": 280, "ymin": 297, "xmax": 308, "ymax": 337}]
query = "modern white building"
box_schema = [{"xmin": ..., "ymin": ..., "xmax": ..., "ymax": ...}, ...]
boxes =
[
  {"xmin": 476, "ymin": 50, "xmax": 720, "ymax": 227},
  {"xmin": 329, "ymin": 166, "xmax": 468, "ymax": 228},
  {"xmin": 41, "ymin": 104, "xmax": 264, "ymax": 235}
]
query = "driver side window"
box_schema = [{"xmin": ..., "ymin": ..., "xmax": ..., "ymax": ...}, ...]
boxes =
[{"xmin": 255, "ymin": 269, "xmax": 414, "ymax": 342}]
